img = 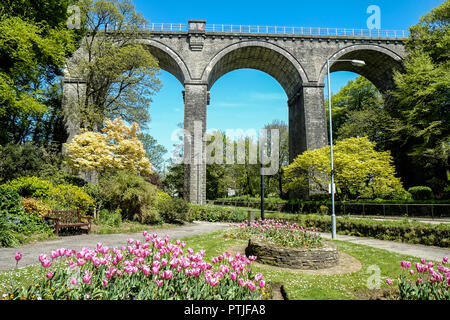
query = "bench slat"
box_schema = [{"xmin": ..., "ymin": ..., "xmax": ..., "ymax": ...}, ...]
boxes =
[{"xmin": 48, "ymin": 209, "xmax": 92, "ymax": 236}]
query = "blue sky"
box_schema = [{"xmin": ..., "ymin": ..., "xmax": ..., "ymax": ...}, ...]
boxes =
[{"xmin": 131, "ymin": 0, "xmax": 443, "ymax": 166}]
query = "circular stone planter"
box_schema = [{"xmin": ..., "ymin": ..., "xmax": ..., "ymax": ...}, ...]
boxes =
[{"xmin": 245, "ymin": 238, "xmax": 339, "ymax": 270}]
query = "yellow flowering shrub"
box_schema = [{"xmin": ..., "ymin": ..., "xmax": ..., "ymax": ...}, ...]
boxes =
[{"xmin": 65, "ymin": 117, "xmax": 153, "ymax": 175}]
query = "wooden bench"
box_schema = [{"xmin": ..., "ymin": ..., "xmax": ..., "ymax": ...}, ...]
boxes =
[{"xmin": 46, "ymin": 210, "xmax": 92, "ymax": 236}]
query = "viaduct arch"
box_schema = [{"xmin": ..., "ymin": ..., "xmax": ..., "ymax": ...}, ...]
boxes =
[{"xmin": 63, "ymin": 20, "xmax": 407, "ymax": 204}]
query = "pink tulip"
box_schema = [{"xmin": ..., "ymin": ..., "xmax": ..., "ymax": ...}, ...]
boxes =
[
  {"xmin": 152, "ymin": 266, "xmax": 160, "ymax": 275},
  {"xmin": 386, "ymin": 278, "xmax": 393, "ymax": 285},
  {"xmin": 42, "ymin": 259, "xmax": 52, "ymax": 268},
  {"xmin": 82, "ymin": 270, "xmax": 92, "ymax": 284},
  {"xmin": 155, "ymin": 280, "xmax": 163, "ymax": 287},
  {"xmin": 51, "ymin": 251, "xmax": 59, "ymax": 259},
  {"xmin": 401, "ymin": 261, "xmax": 411, "ymax": 269},
  {"xmin": 142, "ymin": 265, "xmax": 151, "ymax": 276},
  {"xmin": 46, "ymin": 272, "xmax": 53, "ymax": 279},
  {"xmin": 162, "ymin": 270, "xmax": 173, "ymax": 280},
  {"xmin": 259, "ymin": 280, "xmax": 266, "ymax": 288},
  {"xmin": 443, "ymin": 257, "xmax": 448, "ymax": 264},
  {"xmin": 77, "ymin": 259, "xmax": 85, "ymax": 266},
  {"xmin": 254, "ymin": 273, "xmax": 263, "ymax": 282},
  {"xmin": 14, "ymin": 252, "xmax": 22, "ymax": 262}
]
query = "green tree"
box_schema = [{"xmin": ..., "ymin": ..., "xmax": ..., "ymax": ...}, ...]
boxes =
[
  {"xmin": 68, "ymin": 0, "xmax": 161, "ymax": 132},
  {"xmin": 162, "ymin": 163, "xmax": 184, "ymax": 198},
  {"xmin": 264, "ymin": 120, "xmax": 289, "ymax": 199},
  {"xmin": 326, "ymin": 76, "xmax": 399, "ymax": 151},
  {"xmin": 0, "ymin": 13, "xmax": 75, "ymax": 145},
  {"xmin": 283, "ymin": 137, "xmax": 409, "ymax": 201},
  {"xmin": 138, "ymin": 133, "xmax": 167, "ymax": 173},
  {"xmin": 391, "ymin": 0, "xmax": 450, "ymax": 194}
]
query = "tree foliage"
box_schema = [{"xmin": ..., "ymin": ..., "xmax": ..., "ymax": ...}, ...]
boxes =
[
  {"xmin": 283, "ymin": 137, "xmax": 409, "ymax": 200},
  {"xmin": 391, "ymin": 0, "xmax": 450, "ymax": 194},
  {"xmin": 0, "ymin": 12, "xmax": 75, "ymax": 145},
  {"xmin": 69, "ymin": 0, "xmax": 161, "ymax": 131}
]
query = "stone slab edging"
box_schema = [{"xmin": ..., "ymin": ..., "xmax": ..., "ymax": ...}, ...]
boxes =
[
  {"xmin": 245, "ymin": 238, "xmax": 340, "ymax": 270},
  {"xmin": 229, "ymin": 244, "xmax": 362, "ymax": 275}
]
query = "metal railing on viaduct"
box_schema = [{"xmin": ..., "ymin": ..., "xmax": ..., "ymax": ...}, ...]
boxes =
[{"xmin": 145, "ymin": 22, "xmax": 409, "ymax": 39}]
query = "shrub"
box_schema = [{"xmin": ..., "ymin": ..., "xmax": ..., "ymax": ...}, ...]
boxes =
[
  {"xmin": 408, "ymin": 186, "xmax": 434, "ymax": 200},
  {"xmin": 157, "ymin": 190, "xmax": 172, "ymax": 203},
  {"xmin": 99, "ymin": 170, "xmax": 159, "ymax": 223},
  {"xmin": 157, "ymin": 197, "xmax": 190, "ymax": 223},
  {"xmin": 4, "ymin": 177, "xmax": 95, "ymax": 214},
  {"xmin": 7, "ymin": 233, "xmax": 267, "ymax": 300},
  {"xmin": 0, "ymin": 142, "xmax": 49, "ymax": 182},
  {"xmin": 0, "ymin": 185, "xmax": 22, "ymax": 214},
  {"xmin": 188, "ymin": 205, "xmax": 248, "ymax": 223},
  {"xmin": 48, "ymin": 184, "xmax": 94, "ymax": 214},
  {"xmin": 0, "ymin": 215, "xmax": 18, "ymax": 247},
  {"xmin": 6, "ymin": 176, "xmax": 53, "ymax": 198},
  {"xmin": 141, "ymin": 208, "xmax": 163, "ymax": 225},
  {"xmin": 40, "ymin": 169, "xmax": 87, "ymax": 187},
  {"xmin": 0, "ymin": 185, "xmax": 53, "ymax": 247},
  {"xmin": 21, "ymin": 198, "xmax": 51, "ymax": 219},
  {"xmin": 96, "ymin": 209, "xmax": 122, "ymax": 227}
]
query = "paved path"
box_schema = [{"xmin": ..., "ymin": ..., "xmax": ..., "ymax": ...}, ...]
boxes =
[
  {"xmin": 0, "ymin": 221, "xmax": 231, "ymax": 272},
  {"xmin": 320, "ymin": 232, "xmax": 450, "ymax": 262},
  {"xmin": 1, "ymin": 221, "xmax": 449, "ymax": 272}
]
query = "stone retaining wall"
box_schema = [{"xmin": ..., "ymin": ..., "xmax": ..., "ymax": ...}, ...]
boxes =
[{"xmin": 245, "ymin": 238, "xmax": 339, "ymax": 269}]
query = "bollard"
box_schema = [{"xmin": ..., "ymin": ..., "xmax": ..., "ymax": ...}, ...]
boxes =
[{"xmin": 247, "ymin": 211, "xmax": 255, "ymax": 223}]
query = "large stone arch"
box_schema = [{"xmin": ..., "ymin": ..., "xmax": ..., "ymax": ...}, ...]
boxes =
[
  {"xmin": 136, "ymin": 39, "xmax": 191, "ymax": 84},
  {"xmin": 202, "ymin": 41, "xmax": 309, "ymax": 98},
  {"xmin": 318, "ymin": 44, "xmax": 404, "ymax": 93}
]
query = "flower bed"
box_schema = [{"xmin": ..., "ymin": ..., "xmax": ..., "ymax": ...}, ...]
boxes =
[
  {"xmin": 245, "ymin": 238, "xmax": 339, "ymax": 270},
  {"xmin": 386, "ymin": 256, "xmax": 449, "ymax": 300},
  {"xmin": 3, "ymin": 232, "xmax": 269, "ymax": 300},
  {"xmin": 227, "ymin": 219, "xmax": 338, "ymax": 270},
  {"xmin": 228, "ymin": 219, "xmax": 323, "ymax": 248}
]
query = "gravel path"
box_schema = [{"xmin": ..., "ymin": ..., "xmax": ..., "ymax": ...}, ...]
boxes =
[
  {"xmin": 0, "ymin": 221, "xmax": 231, "ymax": 271},
  {"xmin": 1, "ymin": 221, "xmax": 449, "ymax": 272},
  {"xmin": 319, "ymin": 232, "xmax": 450, "ymax": 262}
]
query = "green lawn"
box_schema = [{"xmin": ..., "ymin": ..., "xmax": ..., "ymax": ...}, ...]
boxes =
[
  {"xmin": 169, "ymin": 230, "xmax": 428, "ymax": 300},
  {"xmin": 0, "ymin": 229, "xmax": 432, "ymax": 300}
]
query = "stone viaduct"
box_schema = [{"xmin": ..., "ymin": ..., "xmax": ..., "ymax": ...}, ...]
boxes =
[{"xmin": 63, "ymin": 20, "xmax": 407, "ymax": 204}]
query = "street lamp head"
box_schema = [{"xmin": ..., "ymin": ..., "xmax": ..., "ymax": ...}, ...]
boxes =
[{"xmin": 351, "ymin": 60, "xmax": 366, "ymax": 67}]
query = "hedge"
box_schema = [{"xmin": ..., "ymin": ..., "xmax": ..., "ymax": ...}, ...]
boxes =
[
  {"xmin": 211, "ymin": 199, "xmax": 450, "ymax": 217},
  {"xmin": 188, "ymin": 204, "xmax": 248, "ymax": 223},
  {"xmin": 267, "ymin": 213, "xmax": 450, "ymax": 248},
  {"xmin": 189, "ymin": 204, "xmax": 450, "ymax": 248}
]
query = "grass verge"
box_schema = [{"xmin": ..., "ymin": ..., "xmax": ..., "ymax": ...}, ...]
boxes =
[{"xmin": 0, "ymin": 229, "xmax": 437, "ymax": 300}]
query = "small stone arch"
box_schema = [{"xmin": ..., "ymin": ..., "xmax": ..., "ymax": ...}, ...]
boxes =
[
  {"xmin": 202, "ymin": 41, "xmax": 309, "ymax": 98},
  {"xmin": 136, "ymin": 39, "xmax": 191, "ymax": 84},
  {"xmin": 318, "ymin": 44, "xmax": 404, "ymax": 93}
]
